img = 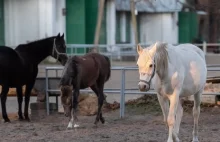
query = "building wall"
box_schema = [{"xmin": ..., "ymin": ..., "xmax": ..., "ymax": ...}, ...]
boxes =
[
  {"xmin": 4, "ymin": 0, "xmax": 65, "ymax": 47},
  {"xmin": 0, "ymin": 0, "xmax": 4, "ymax": 45},
  {"xmin": 139, "ymin": 12, "xmax": 178, "ymax": 44}
]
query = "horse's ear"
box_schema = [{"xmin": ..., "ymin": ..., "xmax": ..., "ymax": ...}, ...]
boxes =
[
  {"xmin": 152, "ymin": 42, "xmax": 158, "ymax": 53},
  {"xmin": 57, "ymin": 33, "xmax": 60, "ymax": 38},
  {"xmin": 61, "ymin": 33, "xmax": 64, "ymax": 39},
  {"xmin": 137, "ymin": 44, "xmax": 143, "ymax": 55}
]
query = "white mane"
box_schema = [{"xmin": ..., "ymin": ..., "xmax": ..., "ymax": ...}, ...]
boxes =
[{"xmin": 154, "ymin": 42, "xmax": 168, "ymax": 79}]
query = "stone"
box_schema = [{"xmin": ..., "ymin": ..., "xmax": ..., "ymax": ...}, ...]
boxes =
[{"xmin": 59, "ymin": 93, "xmax": 104, "ymax": 116}]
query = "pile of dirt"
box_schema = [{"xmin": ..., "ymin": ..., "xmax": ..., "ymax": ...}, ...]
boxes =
[
  {"xmin": 1, "ymin": 86, "xmax": 39, "ymax": 96},
  {"xmin": 104, "ymin": 95, "xmax": 218, "ymax": 114},
  {"xmin": 204, "ymin": 82, "xmax": 220, "ymax": 93},
  {"xmin": 59, "ymin": 93, "xmax": 112, "ymax": 116}
]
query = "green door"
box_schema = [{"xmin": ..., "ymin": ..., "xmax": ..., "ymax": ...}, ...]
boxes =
[
  {"xmin": 66, "ymin": 0, "xmax": 106, "ymax": 54},
  {"xmin": 178, "ymin": 12, "xmax": 198, "ymax": 43},
  {"xmin": 66, "ymin": 0, "xmax": 86, "ymax": 55},
  {"xmin": 0, "ymin": 0, "xmax": 4, "ymax": 45}
]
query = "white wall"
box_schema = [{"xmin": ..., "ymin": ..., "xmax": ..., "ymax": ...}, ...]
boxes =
[
  {"xmin": 120, "ymin": 12, "xmax": 126, "ymax": 43},
  {"xmin": 4, "ymin": 0, "xmax": 39, "ymax": 46},
  {"xmin": 106, "ymin": 0, "xmax": 116, "ymax": 46},
  {"xmin": 55, "ymin": 0, "xmax": 66, "ymax": 39},
  {"xmin": 140, "ymin": 12, "xmax": 178, "ymax": 44},
  {"xmin": 4, "ymin": 0, "xmax": 66, "ymax": 47}
]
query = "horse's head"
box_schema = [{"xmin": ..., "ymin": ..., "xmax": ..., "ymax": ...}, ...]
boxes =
[
  {"xmin": 52, "ymin": 33, "xmax": 68, "ymax": 66},
  {"xmin": 136, "ymin": 44, "xmax": 157, "ymax": 91},
  {"xmin": 60, "ymin": 85, "xmax": 73, "ymax": 117}
]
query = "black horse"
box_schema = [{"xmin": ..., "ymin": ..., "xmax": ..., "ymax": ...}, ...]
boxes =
[
  {"xmin": 0, "ymin": 33, "xmax": 68, "ymax": 122},
  {"xmin": 59, "ymin": 52, "xmax": 111, "ymax": 129}
]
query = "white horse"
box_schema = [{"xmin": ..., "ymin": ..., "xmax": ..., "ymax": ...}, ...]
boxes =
[{"xmin": 137, "ymin": 42, "xmax": 207, "ymax": 142}]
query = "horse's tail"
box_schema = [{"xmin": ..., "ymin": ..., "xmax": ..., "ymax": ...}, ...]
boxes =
[{"xmin": 104, "ymin": 55, "xmax": 111, "ymax": 82}]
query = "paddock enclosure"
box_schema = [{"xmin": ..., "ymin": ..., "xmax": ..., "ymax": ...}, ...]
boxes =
[{"xmin": 1, "ymin": 59, "xmax": 220, "ymax": 142}]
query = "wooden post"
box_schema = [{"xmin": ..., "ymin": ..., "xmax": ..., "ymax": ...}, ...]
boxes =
[
  {"xmin": 92, "ymin": 0, "xmax": 105, "ymax": 53},
  {"xmin": 130, "ymin": 0, "xmax": 139, "ymax": 46}
]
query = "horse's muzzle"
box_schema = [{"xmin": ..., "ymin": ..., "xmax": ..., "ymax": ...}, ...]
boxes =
[{"xmin": 138, "ymin": 82, "xmax": 150, "ymax": 92}]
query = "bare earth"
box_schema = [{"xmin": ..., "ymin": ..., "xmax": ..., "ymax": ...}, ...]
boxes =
[
  {"xmin": 1, "ymin": 100, "xmax": 220, "ymax": 142},
  {"xmin": 1, "ymin": 61, "xmax": 220, "ymax": 142}
]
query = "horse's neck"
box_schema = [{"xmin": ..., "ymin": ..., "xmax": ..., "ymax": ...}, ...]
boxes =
[
  {"xmin": 15, "ymin": 40, "xmax": 53, "ymax": 65},
  {"xmin": 155, "ymin": 47, "xmax": 177, "ymax": 84}
]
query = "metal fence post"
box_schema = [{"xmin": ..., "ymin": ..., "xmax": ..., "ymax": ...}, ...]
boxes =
[
  {"xmin": 46, "ymin": 69, "xmax": 50, "ymax": 115},
  {"xmin": 120, "ymin": 68, "xmax": 126, "ymax": 118},
  {"xmin": 203, "ymin": 41, "xmax": 207, "ymax": 54}
]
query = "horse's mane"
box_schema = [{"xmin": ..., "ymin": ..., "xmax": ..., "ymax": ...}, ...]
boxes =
[
  {"xmin": 15, "ymin": 36, "xmax": 55, "ymax": 52},
  {"xmin": 154, "ymin": 42, "xmax": 168, "ymax": 79},
  {"xmin": 59, "ymin": 56, "xmax": 78, "ymax": 86}
]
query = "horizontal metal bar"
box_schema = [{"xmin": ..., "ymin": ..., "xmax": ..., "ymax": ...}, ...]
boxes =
[
  {"xmin": 47, "ymin": 89, "xmax": 220, "ymax": 96},
  {"xmin": 45, "ymin": 66, "xmax": 127, "ymax": 70},
  {"xmin": 47, "ymin": 89, "xmax": 121, "ymax": 94},
  {"xmin": 66, "ymin": 44, "xmax": 108, "ymax": 48},
  {"xmin": 66, "ymin": 43, "xmax": 220, "ymax": 47},
  {"xmin": 45, "ymin": 66, "xmax": 220, "ymax": 72},
  {"xmin": 207, "ymin": 64, "xmax": 220, "ymax": 67}
]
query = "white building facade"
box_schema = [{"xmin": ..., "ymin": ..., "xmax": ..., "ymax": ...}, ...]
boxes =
[{"xmin": 3, "ymin": 0, "xmax": 66, "ymax": 47}]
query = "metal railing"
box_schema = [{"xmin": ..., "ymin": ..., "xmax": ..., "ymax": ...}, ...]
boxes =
[
  {"xmin": 45, "ymin": 65, "xmax": 220, "ymax": 118},
  {"xmin": 65, "ymin": 42, "xmax": 220, "ymax": 57}
]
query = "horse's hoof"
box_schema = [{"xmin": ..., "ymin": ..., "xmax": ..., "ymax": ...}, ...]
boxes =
[
  {"xmin": 25, "ymin": 117, "xmax": 31, "ymax": 122},
  {"xmin": 19, "ymin": 116, "xmax": 24, "ymax": 121},
  {"xmin": 100, "ymin": 117, "xmax": 105, "ymax": 124},
  {"xmin": 4, "ymin": 119, "xmax": 11, "ymax": 123},
  {"xmin": 66, "ymin": 126, "xmax": 72, "ymax": 130},
  {"xmin": 192, "ymin": 137, "xmax": 199, "ymax": 142},
  {"xmin": 94, "ymin": 120, "xmax": 98, "ymax": 125},
  {"xmin": 74, "ymin": 124, "xmax": 80, "ymax": 128}
]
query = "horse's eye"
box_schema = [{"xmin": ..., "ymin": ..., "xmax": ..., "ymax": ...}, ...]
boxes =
[{"xmin": 149, "ymin": 64, "xmax": 153, "ymax": 68}]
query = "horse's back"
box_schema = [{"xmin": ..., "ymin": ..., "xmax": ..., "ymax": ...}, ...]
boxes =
[
  {"xmin": 0, "ymin": 46, "xmax": 23, "ymax": 66},
  {"xmin": 0, "ymin": 46, "xmax": 26, "ymax": 86},
  {"xmin": 81, "ymin": 52, "xmax": 111, "ymax": 82},
  {"xmin": 0, "ymin": 46, "xmax": 19, "ymax": 57},
  {"xmin": 170, "ymin": 43, "xmax": 207, "ymax": 96},
  {"xmin": 175, "ymin": 43, "xmax": 205, "ymax": 61}
]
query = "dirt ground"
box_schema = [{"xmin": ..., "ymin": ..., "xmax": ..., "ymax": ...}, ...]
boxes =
[{"xmin": 1, "ymin": 96, "xmax": 220, "ymax": 142}]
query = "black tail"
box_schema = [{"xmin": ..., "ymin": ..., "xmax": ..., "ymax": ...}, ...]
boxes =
[{"xmin": 104, "ymin": 55, "xmax": 111, "ymax": 82}]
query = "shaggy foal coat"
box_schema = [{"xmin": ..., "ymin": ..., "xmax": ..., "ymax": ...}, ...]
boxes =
[{"xmin": 59, "ymin": 52, "xmax": 111, "ymax": 128}]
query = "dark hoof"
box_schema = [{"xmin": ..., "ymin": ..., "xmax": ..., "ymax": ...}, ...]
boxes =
[
  {"xmin": 100, "ymin": 117, "xmax": 105, "ymax": 124},
  {"xmin": 4, "ymin": 118, "xmax": 11, "ymax": 123},
  {"xmin": 19, "ymin": 116, "xmax": 24, "ymax": 121},
  {"xmin": 94, "ymin": 119, "xmax": 99, "ymax": 125},
  {"xmin": 25, "ymin": 117, "xmax": 31, "ymax": 122}
]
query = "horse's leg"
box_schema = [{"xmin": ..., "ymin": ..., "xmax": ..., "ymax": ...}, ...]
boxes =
[
  {"xmin": 16, "ymin": 86, "xmax": 24, "ymax": 120},
  {"xmin": 72, "ymin": 88, "xmax": 80, "ymax": 127},
  {"xmin": 67, "ymin": 109, "xmax": 76, "ymax": 129},
  {"xmin": 157, "ymin": 93, "xmax": 180, "ymax": 142},
  {"xmin": 172, "ymin": 99, "xmax": 183, "ymax": 142},
  {"xmin": 157, "ymin": 93, "xmax": 169, "ymax": 125},
  {"xmin": 90, "ymin": 84, "xmax": 100, "ymax": 123},
  {"xmin": 96, "ymin": 80, "xmax": 105, "ymax": 125},
  {"xmin": 24, "ymin": 82, "xmax": 35, "ymax": 121},
  {"xmin": 0, "ymin": 86, "xmax": 10, "ymax": 122},
  {"xmin": 91, "ymin": 83, "xmax": 105, "ymax": 124},
  {"xmin": 167, "ymin": 91, "xmax": 180, "ymax": 142},
  {"xmin": 192, "ymin": 90, "xmax": 202, "ymax": 142}
]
